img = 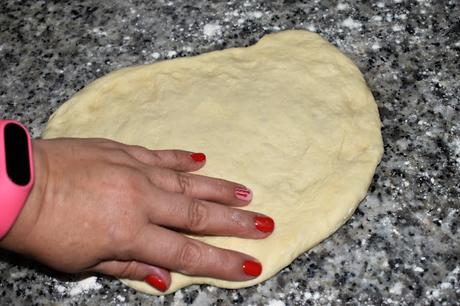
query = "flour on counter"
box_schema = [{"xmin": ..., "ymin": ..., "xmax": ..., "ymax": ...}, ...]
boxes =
[
  {"xmin": 452, "ymin": 138, "xmax": 460, "ymax": 164},
  {"xmin": 267, "ymin": 300, "xmax": 286, "ymax": 306},
  {"xmin": 337, "ymin": 3, "xmax": 349, "ymax": 10},
  {"xmin": 250, "ymin": 11, "xmax": 263, "ymax": 18},
  {"xmin": 54, "ymin": 277, "xmax": 102, "ymax": 296},
  {"xmin": 389, "ymin": 281, "xmax": 403, "ymax": 295},
  {"xmin": 173, "ymin": 290, "xmax": 185, "ymax": 305},
  {"xmin": 9, "ymin": 270, "xmax": 28, "ymax": 279},
  {"xmin": 69, "ymin": 277, "xmax": 102, "ymax": 295},
  {"xmin": 342, "ymin": 17, "xmax": 362, "ymax": 29},
  {"xmin": 55, "ymin": 284, "xmax": 67, "ymax": 294},
  {"xmin": 371, "ymin": 43, "xmax": 381, "ymax": 50},
  {"xmin": 167, "ymin": 50, "xmax": 177, "ymax": 58},
  {"xmin": 190, "ymin": 291, "xmax": 213, "ymax": 306},
  {"xmin": 203, "ymin": 23, "xmax": 222, "ymax": 38}
]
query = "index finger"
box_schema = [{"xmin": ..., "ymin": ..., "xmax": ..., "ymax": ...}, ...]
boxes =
[{"xmin": 122, "ymin": 145, "xmax": 206, "ymax": 172}]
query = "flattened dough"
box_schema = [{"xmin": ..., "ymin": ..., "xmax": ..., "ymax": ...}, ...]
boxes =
[{"xmin": 43, "ymin": 30, "xmax": 383, "ymax": 295}]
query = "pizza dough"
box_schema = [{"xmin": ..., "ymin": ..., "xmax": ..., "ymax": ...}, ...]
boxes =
[{"xmin": 42, "ymin": 30, "xmax": 383, "ymax": 295}]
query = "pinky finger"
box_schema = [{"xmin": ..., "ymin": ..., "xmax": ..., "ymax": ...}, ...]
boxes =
[{"xmin": 91, "ymin": 260, "xmax": 171, "ymax": 292}]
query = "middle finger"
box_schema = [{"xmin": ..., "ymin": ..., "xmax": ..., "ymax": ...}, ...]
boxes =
[{"xmin": 147, "ymin": 187, "xmax": 274, "ymax": 238}]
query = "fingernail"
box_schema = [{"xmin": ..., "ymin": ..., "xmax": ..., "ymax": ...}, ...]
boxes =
[
  {"xmin": 234, "ymin": 187, "xmax": 253, "ymax": 201},
  {"xmin": 144, "ymin": 274, "xmax": 167, "ymax": 292},
  {"xmin": 242, "ymin": 260, "xmax": 262, "ymax": 277},
  {"xmin": 255, "ymin": 216, "xmax": 275, "ymax": 233},
  {"xmin": 191, "ymin": 152, "xmax": 206, "ymax": 162}
]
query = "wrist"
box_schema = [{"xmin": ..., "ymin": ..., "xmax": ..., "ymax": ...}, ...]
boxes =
[
  {"xmin": 0, "ymin": 120, "xmax": 34, "ymax": 239},
  {"xmin": 0, "ymin": 139, "xmax": 48, "ymax": 253}
]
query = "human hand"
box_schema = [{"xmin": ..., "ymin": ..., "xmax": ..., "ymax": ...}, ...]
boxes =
[{"xmin": 0, "ymin": 138, "xmax": 274, "ymax": 292}]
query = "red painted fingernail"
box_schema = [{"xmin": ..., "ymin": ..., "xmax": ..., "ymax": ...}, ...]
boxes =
[
  {"xmin": 191, "ymin": 152, "xmax": 206, "ymax": 162},
  {"xmin": 234, "ymin": 187, "xmax": 253, "ymax": 201},
  {"xmin": 144, "ymin": 274, "xmax": 167, "ymax": 292},
  {"xmin": 255, "ymin": 216, "xmax": 275, "ymax": 233},
  {"xmin": 242, "ymin": 260, "xmax": 262, "ymax": 277}
]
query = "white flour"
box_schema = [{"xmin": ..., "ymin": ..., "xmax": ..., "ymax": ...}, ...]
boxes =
[{"xmin": 54, "ymin": 276, "xmax": 102, "ymax": 296}]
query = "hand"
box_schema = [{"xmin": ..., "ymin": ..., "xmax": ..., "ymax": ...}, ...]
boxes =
[{"xmin": 0, "ymin": 138, "xmax": 274, "ymax": 292}]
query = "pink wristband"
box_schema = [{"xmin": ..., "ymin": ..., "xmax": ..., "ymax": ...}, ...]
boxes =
[{"xmin": 0, "ymin": 120, "xmax": 34, "ymax": 240}]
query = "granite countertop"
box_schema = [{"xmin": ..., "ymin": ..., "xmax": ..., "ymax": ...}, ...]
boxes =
[{"xmin": 1, "ymin": 0, "xmax": 459, "ymax": 305}]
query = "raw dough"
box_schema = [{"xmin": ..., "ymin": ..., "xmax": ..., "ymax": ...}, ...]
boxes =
[{"xmin": 43, "ymin": 30, "xmax": 383, "ymax": 295}]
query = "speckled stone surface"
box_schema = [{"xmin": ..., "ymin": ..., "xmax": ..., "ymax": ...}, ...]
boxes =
[{"xmin": 0, "ymin": 0, "xmax": 459, "ymax": 305}]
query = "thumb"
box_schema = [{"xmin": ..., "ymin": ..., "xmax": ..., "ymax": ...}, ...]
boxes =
[{"xmin": 91, "ymin": 260, "xmax": 171, "ymax": 292}]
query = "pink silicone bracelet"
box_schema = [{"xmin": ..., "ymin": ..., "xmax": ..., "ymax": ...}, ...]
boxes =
[{"xmin": 0, "ymin": 120, "xmax": 34, "ymax": 240}]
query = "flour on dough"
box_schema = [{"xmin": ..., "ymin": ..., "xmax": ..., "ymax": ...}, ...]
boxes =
[{"xmin": 43, "ymin": 30, "xmax": 383, "ymax": 295}]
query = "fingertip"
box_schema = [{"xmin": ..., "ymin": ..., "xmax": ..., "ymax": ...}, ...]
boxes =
[
  {"xmin": 141, "ymin": 149, "xmax": 208, "ymax": 172},
  {"xmin": 144, "ymin": 274, "xmax": 168, "ymax": 292},
  {"xmin": 144, "ymin": 267, "xmax": 171, "ymax": 292},
  {"xmin": 234, "ymin": 186, "xmax": 253, "ymax": 203},
  {"xmin": 91, "ymin": 260, "xmax": 172, "ymax": 292},
  {"xmin": 254, "ymin": 215, "xmax": 275, "ymax": 234},
  {"xmin": 190, "ymin": 152, "xmax": 206, "ymax": 163},
  {"xmin": 242, "ymin": 259, "xmax": 263, "ymax": 277},
  {"xmin": 188, "ymin": 152, "xmax": 206, "ymax": 171}
]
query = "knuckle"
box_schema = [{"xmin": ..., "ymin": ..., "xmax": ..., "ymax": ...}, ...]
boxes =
[
  {"xmin": 229, "ymin": 210, "xmax": 252, "ymax": 236},
  {"xmin": 108, "ymin": 148, "xmax": 132, "ymax": 163},
  {"xmin": 128, "ymin": 144, "xmax": 146, "ymax": 152},
  {"xmin": 150, "ymin": 150, "xmax": 164, "ymax": 163},
  {"xmin": 108, "ymin": 222, "xmax": 133, "ymax": 246},
  {"xmin": 111, "ymin": 224, "xmax": 145, "ymax": 259},
  {"xmin": 132, "ymin": 146, "xmax": 157, "ymax": 163},
  {"xmin": 186, "ymin": 200, "xmax": 209, "ymax": 233},
  {"xmin": 98, "ymin": 138, "xmax": 119, "ymax": 148},
  {"xmin": 116, "ymin": 148, "xmax": 131, "ymax": 157},
  {"xmin": 118, "ymin": 261, "xmax": 140, "ymax": 279},
  {"xmin": 109, "ymin": 231, "xmax": 133, "ymax": 259},
  {"xmin": 172, "ymin": 150, "xmax": 184, "ymax": 163},
  {"xmin": 129, "ymin": 144, "xmax": 148, "ymax": 155},
  {"xmin": 177, "ymin": 173, "xmax": 194, "ymax": 195},
  {"xmin": 119, "ymin": 169, "xmax": 148, "ymax": 195},
  {"xmin": 216, "ymin": 180, "xmax": 230, "ymax": 195},
  {"xmin": 178, "ymin": 242, "xmax": 203, "ymax": 274}
]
